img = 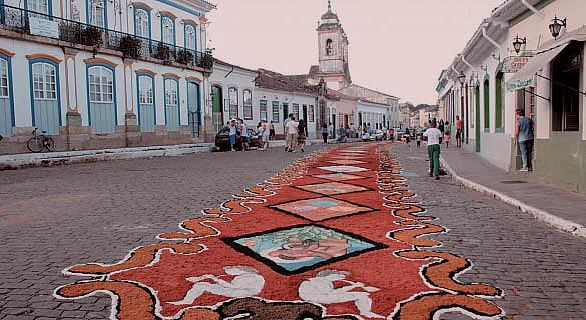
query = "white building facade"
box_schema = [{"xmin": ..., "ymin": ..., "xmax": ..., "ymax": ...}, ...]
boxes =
[
  {"xmin": 438, "ymin": 0, "xmax": 586, "ymax": 193},
  {"xmin": 0, "ymin": 0, "xmax": 215, "ymax": 154}
]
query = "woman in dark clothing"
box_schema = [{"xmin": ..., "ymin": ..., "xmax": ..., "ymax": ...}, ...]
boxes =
[{"xmin": 297, "ymin": 119, "xmax": 308, "ymax": 152}]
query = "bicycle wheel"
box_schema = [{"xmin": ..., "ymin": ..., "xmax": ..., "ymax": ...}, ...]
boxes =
[
  {"xmin": 44, "ymin": 137, "xmax": 55, "ymax": 152},
  {"xmin": 27, "ymin": 136, "xmax": 44, "ymax": 153}
]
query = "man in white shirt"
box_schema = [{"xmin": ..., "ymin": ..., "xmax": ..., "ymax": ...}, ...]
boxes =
[
  {"xmin": 286, "ymin": 117, "xmax": 299, "ymax": 152},
  {"xmin": 423, "ymin": 121, "xmax": 443, "ymax": 180}
]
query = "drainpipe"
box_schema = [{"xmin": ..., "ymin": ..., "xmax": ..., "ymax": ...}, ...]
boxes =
[
  {"xmin": 520, "ymin": 0, "xmax": 545, "ymax": 19},
  {"xmin": 482, "ymin": 23, "xmax": 503, "ymax": 51}
]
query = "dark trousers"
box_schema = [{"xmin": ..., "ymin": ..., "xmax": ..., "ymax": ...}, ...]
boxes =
[
  {"xmin": 428, "ymin": 144, "xmax": 441, "ymax": 177},
  {"xmin": 322, "ymin": 133, "xmax": 328, "ymax": 144}
]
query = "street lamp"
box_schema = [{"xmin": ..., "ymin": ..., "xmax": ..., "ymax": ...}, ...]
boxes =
[
  {"xmin": 513, "ymin": 35, "xmax": 526, "ymax": 54},
  {"xmin": 549, "ymin": 15, "xmax": 567, "ymax": 39}
]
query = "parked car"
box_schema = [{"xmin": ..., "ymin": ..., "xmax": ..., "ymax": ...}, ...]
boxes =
[{"xmin": 215, "ymin": 127, "xmax": 260, "ymax": 151}]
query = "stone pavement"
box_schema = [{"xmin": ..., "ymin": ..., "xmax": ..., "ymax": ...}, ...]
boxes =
[
  {"xmin": 394, "ymin": 144, "xmax": 586, "ymax": 320},
  {"xmin": 0, "ymin": 145, "xmax": 323, "ymax": 320},
  {"xmin": 1, "ymin": 143, "xmax": 586, "ymax": 319},
  {"xmin": 440, "ymin": 146, "xmax": 586, "ymax": 237}
]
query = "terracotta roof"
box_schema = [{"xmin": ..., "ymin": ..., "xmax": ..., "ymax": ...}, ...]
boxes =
[
  {"xmin": 325, "ymin": 89, "xmax": 357, "ymax": 101},
  {"xmin": 255, "ymin": 69, "xmax": 319, "ymax": 96}
]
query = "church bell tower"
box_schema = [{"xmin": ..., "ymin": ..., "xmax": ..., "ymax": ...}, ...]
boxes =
[{"xmin": 317, "ymin": 0, "xmax": 351, "ymax": 90}]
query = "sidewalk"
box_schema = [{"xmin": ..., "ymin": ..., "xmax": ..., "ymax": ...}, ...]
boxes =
[
  {"xmin": 440, "ymin": 147, "xmax": 586, "ymax": 238},
  {"xmin": 0, "ymin": 139, "xmax": 331, "ymax": 170}
]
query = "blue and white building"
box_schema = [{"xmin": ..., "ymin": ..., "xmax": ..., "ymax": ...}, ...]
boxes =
[{"xmin": 0, "ymin": 0, "xmax": 215, "ymax": 154}]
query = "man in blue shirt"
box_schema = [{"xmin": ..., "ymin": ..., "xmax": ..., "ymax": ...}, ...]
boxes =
[{"xmin": 514, "ymin": 109, "xmax": 534, "ymax": 172}]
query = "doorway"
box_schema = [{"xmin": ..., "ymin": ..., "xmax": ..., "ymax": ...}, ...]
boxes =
[
  {"xmin": 187, "ymin": 82, "xmax": 201, "ymax": 138},
  {"xmin": 211, "ymin": 85, "xmax": 223, "ymax": 133},
  {"xmin": 302, "ymin": 104, "xmax": 308, "ymax": 122}
]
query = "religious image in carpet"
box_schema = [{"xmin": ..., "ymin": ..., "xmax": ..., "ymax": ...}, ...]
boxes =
[
  {"xmin": 225, "ymin": 225, "xmax": 385, "ymax": 275},
  {"xmin": 270, "ymin": 197, "xmax": 374, "ymax": 222}
]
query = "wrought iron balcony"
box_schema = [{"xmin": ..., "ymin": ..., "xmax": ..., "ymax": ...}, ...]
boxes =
[{"xmin": 0, "ymin": 4, "xmax": 213, "ymax": 70}]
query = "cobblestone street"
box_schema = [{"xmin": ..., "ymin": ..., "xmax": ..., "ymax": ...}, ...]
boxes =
[
  {"xmin": 393, "ymin": 144, "xmax": 586, "ymax": 320},
  {"xmin": 0, "ymin": 147, "xmax": 322, "ymax": 320},
  {"xmin": 1, "ymin": 144, "xmax": 585, "ymax": 319}
]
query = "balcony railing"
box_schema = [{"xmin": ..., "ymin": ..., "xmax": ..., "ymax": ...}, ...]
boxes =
[{"xmin": 0, "ymin": 4, "xmax": 213, "ymax": 69}]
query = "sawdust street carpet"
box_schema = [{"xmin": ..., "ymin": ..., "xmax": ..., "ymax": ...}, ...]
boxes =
[{"xmin": 54, "ymin": 144, "xmax": 504, "ymax": 320}]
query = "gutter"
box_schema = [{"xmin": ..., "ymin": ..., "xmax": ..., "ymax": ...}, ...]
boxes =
[
  {"xmin": 520, "ymin": 0, "xmax": 545, "ymax": 19},
  {"xmin": 482, "ymin": 22, "xmax": 503, "ymax": 50}
]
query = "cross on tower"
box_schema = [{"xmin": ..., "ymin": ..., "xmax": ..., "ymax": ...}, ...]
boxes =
[{"xmin": 327, "ymin": 0, "xmax": 332, "ymax": 12}]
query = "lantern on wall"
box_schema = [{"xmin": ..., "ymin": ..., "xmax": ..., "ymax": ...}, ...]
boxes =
[
  {"xmin": 512, "ymin": 35, "xmax": 526, "ymax": 54},
  {"xmin": 549, "ymin": 15, "xmax": 567, "ymax": 39}
]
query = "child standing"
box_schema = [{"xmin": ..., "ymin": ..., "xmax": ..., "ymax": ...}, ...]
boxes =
[{"xmin": 416, "ymin": 134, "xmax": 422, "ymax": 148}]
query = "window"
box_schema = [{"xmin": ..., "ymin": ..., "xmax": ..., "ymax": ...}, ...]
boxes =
[
  {"xmin": 138, "ymin": 75, "xmax": 153, "ymax": 104},
  {"xmin": 164, "ymin": 79, "xmax": 178, "ymax": 106},
  {"xmin": 28, "ymin": 0, "xmax": 50, "ymax": 15},
  {"xmin": 308, "ymin": 105, "xmax": 315, "ymax": 122},
  {"xmin": 134, "ymin": 8, "xmax": 150, "ymax": 38},
  {"xmin": 495, "ymin": 72, "xmax": 504, "ymax": 131},
  {"xmin": 32, "ymin": 62, "xmax": 57, "ymax": 100},
  {"xmin": 260, "ymin": 100, "xmax": 268, "ymax": 122},
  {"xmin": 184, "ymin": 24, "xmax": 196, "ymax": 51},
  {"xmin": 228, "ymin": 87, "xmax": 238, "ymax": 119},
  {"xmin": 0, "ymin": 59, "xmax": 9, "ymax": 98},
  {"xmin": 483, "ymin": 78, "xmax": 490, "ymax": 131},
  {"xmin": 272, "ymin": 101, "xmax": 279, "ymax": 123},
  {"xmin": 88, "ymin": 66, "xmax": 113, "ymax": 102},
  {"xmin": 552, "ymin": 42, "xmax": 582, "ymax": 132},
  {"xmin": 161, "ymin": 16, "xmax": 175, "ymax": 45},
  {"xmin": 326, "ymin": 39, "xmax": 333, "ymax": 56},
  {"xmin": 292, "ymin": 103, "xmax": 299, "ymax": 120},
  {"xmin": 243, "ymin": 89, "xmax": 252, "ymax": 120},
  {"xmin": 88, "ymin": 0, "xmax": 105, "ymax": 27}
]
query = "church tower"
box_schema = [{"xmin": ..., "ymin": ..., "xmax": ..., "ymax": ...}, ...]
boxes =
[{"xmin": 316, "ymin": 0, "xmax": 351, "ymax": 90}]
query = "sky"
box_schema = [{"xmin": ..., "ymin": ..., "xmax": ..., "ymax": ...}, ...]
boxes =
[{"xmin": 207, "ymin": 0, "xmax": 505, "ymax": 105}]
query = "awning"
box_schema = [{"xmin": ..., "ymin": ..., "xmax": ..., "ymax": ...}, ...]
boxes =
[{"xmin": 506, "ymin": 32, "xmax": 586, "ymax": 92}]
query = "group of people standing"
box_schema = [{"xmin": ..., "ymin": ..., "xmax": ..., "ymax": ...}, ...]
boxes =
[{"xmin": 285, "ymin": 114, "xmax": 308, "ymax": 153}]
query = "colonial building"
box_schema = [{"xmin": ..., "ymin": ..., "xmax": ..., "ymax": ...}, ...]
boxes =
[
  {"xmin": 208, "ymin": 59, "xmax": 257, "ymax": 134},
  {"xmin": 0, "ymin": 0, "xmax": 215, "ymax": 154},
  {"xmin": 437, "ymin": 0, "xmax": 586, "ymax": 193}
]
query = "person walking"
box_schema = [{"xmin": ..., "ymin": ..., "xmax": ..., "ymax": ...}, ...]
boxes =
[
  {"xmin": 455, "ymin": 116, "xmax": 463, "ymax": 148},
  {"xmin": 438, "ymin": 120, "xmax": 444, "ymax": 145},
  {"xmin": 514, "ymin": 109, "xmax": 534, "ymax": 172},
  {"xmin": 286, "ymin": 116, "xmax": 299, "ymax": 152},
  {"xmin": 416, "ymin": 133, "xmax": 422, "ymax": 148},
  {"xmin": 284, "ymin": 114, "xmax": 293, "ymax": 151},
  {"xmin": 297, "ymin": 119, "xmax": 307, "ymax": 152},
  {"xmin": 423, "ymin": 121, "xmax": 443, "ymax": 180},
  {"xmin": 269, "ymin": 123, "xmax": 276, "ymax": 141},
  {"xmin": 261, "ymin": 123, "xmax": 270, "ymax": 150},
  {"xmin": 321, "ymin": 124, "xmax": 328, "ymax": 144},
  {"xmin": 444, "ymin": 121, "xmax": 451, "ymax": 148}
]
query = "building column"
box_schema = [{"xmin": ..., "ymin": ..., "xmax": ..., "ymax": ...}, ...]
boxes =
[
  {"xmin": 582, "ymin": 42, "xmax": 586, "ymax": 141},
  {"xmin": 123, "ymin": 60, "xmax": 138, "ymax": 147},
  {"xmin": 63, "ymin": 49, "xmax": 81, "ymax": 150}
]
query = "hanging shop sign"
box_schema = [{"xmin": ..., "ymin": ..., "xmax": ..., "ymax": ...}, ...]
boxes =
[{"xmin": 502, "ymin": 56, "xmax": 532, "ymax": 73}]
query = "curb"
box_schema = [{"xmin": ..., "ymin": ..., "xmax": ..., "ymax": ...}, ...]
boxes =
[
  {"xmin": 440, "ymin": 156, "xmax": 586, "ymax": 239},
  {"xmin": 0, "ymin": 140, "xmax": 328, "ymax": 170}
]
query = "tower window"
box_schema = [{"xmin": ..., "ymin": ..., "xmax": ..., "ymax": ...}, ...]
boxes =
[{"xmin": 326, "ymin": 39, "xmax": 333, "ymax": 56}]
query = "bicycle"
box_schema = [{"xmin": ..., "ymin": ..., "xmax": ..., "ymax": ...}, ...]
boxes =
[{"xmin": 27, "ymin": 128, "xmax": 55, "ymax": 153}]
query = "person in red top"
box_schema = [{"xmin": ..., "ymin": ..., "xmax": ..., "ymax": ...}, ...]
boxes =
[{"xmin": 455, "ymin": 116, "xmax": 463, "ymax": 148}]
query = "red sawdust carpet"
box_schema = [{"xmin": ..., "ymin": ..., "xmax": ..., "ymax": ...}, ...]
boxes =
[{"xmin": 55, "ymin": 144, "xmax": 504, "ymax": 320}]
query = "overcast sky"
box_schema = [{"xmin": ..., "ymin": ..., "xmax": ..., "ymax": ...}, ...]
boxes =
[{"xmin": 207, "ymin": 0, "xmax": 505, "ymax": 105}]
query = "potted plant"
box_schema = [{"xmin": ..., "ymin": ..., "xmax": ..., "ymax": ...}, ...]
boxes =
[
  {"xmin": 80, "ymin": 26, "xmax": 103, "ymax": 47},
  {"xmin": 119, "ymin": 36, "xmax": 142, "ymax": 59},
  {"xmin": 155, "ymin": 42, "xmax": 172, "ymax": 63},
  {"xmin": 176, "ymin": 49, "xmax": 193, "ymax": 65},
  {"xmin": 200, "ymin": 52, "xmax": 214, "ymax": 69}
]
